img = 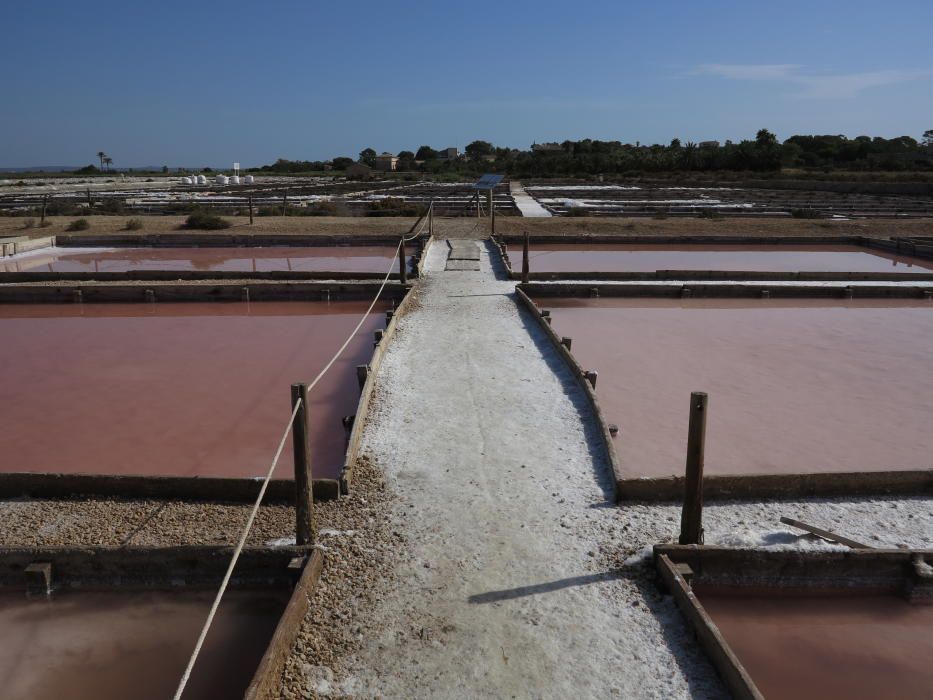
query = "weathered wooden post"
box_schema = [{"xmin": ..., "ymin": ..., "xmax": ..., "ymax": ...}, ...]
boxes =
[
  {"xmin": 355, "ymin": 365, "xmax": 369, "ymax": 391},
  {"xmin": 399, "ymin": 235, "xmax": 407, "ymax": 284},
  {"xmin": 40, "ymin": 195, "xmax": 49, "ymax": 226},
  {"xmin": 522, "ymin": 231, "xmax": 530, "ymax": 284},
  {"xmin": 282, "ymin": 191, "xmax": 288, "ymax": 217},
  {"xmin": 248, "ymin": 195, "xmax": 254, "ymax": 225},
  {"xmin": 86, "ymin": 188, "xmax": 92, "ymax": 208},
  {"xmin": 291, "ymin": 383, "xmax": 315, "ymax": 545},
  {"xmin": 429, "ymin": 199, "xmax": 434, "ymax": 237},
  {"xmin": 679, "ymin": 392, "xmax": 708, "ymax": 545}
]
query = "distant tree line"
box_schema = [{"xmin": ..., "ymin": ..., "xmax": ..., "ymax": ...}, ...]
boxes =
[{"xmin": 252, "ymin": 129, "xmax": 933, "ymax": 177}]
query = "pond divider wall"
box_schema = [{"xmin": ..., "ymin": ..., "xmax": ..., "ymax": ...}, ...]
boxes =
[
  {"xmin": 522, "ymin": 280, "xmax": 933, "ymax": 299},
  {"xmin": 653, "ymin": 545, "xmax": 933, "ymax": 700},
  {"xmin": 0, "ymin": 544, "xmax": 323, "ymax": 700},
  {"xmin": 515, "ymin": 285, "xmax": 933, "ymax": 502}
]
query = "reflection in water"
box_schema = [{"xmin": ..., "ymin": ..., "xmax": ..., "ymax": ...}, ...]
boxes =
[
  {"xmin": 1, "ymin": 245, "xmax": 411, "ymax": 274},
  {"xmin": 696, "ymin": 587, "xmax": 933, "ymax": 700},
  {"xmin": 0, "ymin": 588, "xmax": 288, "ymax": 700},
  {"xmin": 0, "ymin": 301, "xmax": 387, "ymax": 479},
  {"xmin": 540, "ymin": 297, "xmax": 933, "ymax": 477},
  {"xmin": 509, "ymin": 243, "xmax": 933, "ymax": 273}
]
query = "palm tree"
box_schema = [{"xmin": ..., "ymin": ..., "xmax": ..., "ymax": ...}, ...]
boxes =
[
  {"xmin": 103, "ymin": 156, "xmax": 113, "ymax": 171},
  {"xmin": 97, "ymin": 151, "xmax": 106, "ymax": 171}
]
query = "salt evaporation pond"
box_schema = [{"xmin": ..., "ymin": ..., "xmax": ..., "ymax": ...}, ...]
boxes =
[
  {"xmin": 0, "ymin": 588, "xmax": 287, "ymax": 700},
  {"xmin": 511, "ymin": 243, "xmax": 933, "ymax": 273},
  {"xmin": 540, "ymin": 297, "xmax": 933, "ymax": 478},
  {"xmin": 1, "ymin": 245, "xmax": 410, "ymax": 274},
  {"xmin": 0, "ymin": 301, "xmax": 386, "ymax": 480},
  {"xmin": 696, "ymin": 586, "xmax": 933, "ymax": 700}
]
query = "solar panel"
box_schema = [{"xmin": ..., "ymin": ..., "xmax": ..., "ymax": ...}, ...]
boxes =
[{"xmin": 472, "ymin": 174, "xmax": 504, "ymax": 190}]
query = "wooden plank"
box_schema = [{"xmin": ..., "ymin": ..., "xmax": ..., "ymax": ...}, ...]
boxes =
[{"xmin": 779, "ymin": 516, "xmax": 872, "ymax": 549}]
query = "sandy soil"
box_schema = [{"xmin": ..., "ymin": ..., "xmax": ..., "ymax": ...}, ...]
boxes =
[{"xmin": 0, "ymin": 215, "xmax": 417, "ymax": 238}]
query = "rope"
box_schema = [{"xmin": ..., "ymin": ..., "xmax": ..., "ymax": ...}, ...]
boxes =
[
  {"xmin": 172, "ymin": 206, "xmax": 427, "ymax": 699},
  {"xmin": 172, "ymin": 397, "xmax": 301, "ymax": 700}
]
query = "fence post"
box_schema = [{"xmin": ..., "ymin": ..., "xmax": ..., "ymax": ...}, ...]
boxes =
[
  {"xmin": 282, "ymin": 192, "xmax": 287, "ymax": 217},
  {"xmin": 248, "ymin": 195, "xmax": 254, "ymax": 225},
  {"xmin": 291, "ymin": 383, "xmax": 315, "ymax": 545},
  {"xmin": 522, "ymin": 231, "xmax": 530, "ymax": 284},
  {"xmin": 679, "ymin": 392, "xmax": 708, "ymax": 545},
  {"xmin": 429, "ymin": 199, "xmax": 434, "ymax": 237},
  {"xmin": 399, "ymin": 235, "xmax": 407, "ymax": 284}
]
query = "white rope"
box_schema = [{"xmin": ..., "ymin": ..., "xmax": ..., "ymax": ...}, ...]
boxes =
[
  {"xmin": 172, "ymin": 397, "xmax": 301, "ymax": 700},
  {"xmin": 172, "ymin": 213, "xmax": 423, "ymax": 698}
]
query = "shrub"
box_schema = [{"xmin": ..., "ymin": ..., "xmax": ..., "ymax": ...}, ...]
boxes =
[
  {"xmin": 568, "ymin": 207, "xmax": 591, "ymax": 217},
  {"xmin": 184, "ymin": 212, "xmax": 230, "ymax": 230},
  {"xmin": 699, "ymin": 208, "xmax": 723, "ymax": 219},
  {"xmin": 791, "ymin": 208, "xmax": 822, "ymax": 219},
  {"xmin": 22, "ymin": 218, "xmax": 35, "ymax": 229},
  {"xmin": 124, "ymin": 218, "xmax": 143, "ymax": 231},
  {"xmin": 66, "ymin": 218, "xmax": 90, "ymax": 231}
]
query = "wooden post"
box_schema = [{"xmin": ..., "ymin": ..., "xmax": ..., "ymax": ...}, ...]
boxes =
[
  {"xmin": 248, "ymin": 195, "xmax": 254, "ymax": 225},
  {"xmin": 429, "ymin": 199, "xmax": 434, "ymax": 236},
  {"xmin": 40, "ymin": 195, "xmax": 48, "ymax": 226},
  {"xmin": 291, "ymin": 383, "xmax": 315, "ymax": 545},
  {"xmin": 522, "ymin": 231, "xmax": 530, "ymax": 284},
  {"xmin": 355, "ymin": 365, "xmax": 369, "ymax": 391},
  {"xmin": 282, "ymin": 192, "xmax": 287, "ymax": 217},
  {"xmin": 399, "ymin": 235, "xmax": 407, "ymax": 284},
  {"xmin": 86, "ymin": 188, "xmax": 92, "ymax": 208},
  {"xmin": 679, "ymin": 392, "xmax": 708, "ymax": 545}
]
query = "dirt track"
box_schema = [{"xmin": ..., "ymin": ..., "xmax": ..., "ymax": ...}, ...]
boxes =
[{"xmin": 5, "ymin": 214, "xmax": 933, "ymax": 241}]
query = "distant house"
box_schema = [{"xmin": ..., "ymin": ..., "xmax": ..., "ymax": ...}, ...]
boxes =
[
  {"xmin": 531, "ymin": 142, "xmax": 563, "ymax": 153},
  {"xmin": 345, "ymin": 162, "xmax": 374, "ymax": 179},
  {"xmin": 374, "ymin": 152, "xmax": 399, "ymax": 171},
  {"xmin": 698, "ymin": 141, "xmax": 721, "ymax": 149},
  {"xmin": 438, "ymin": 147, "xmax": 459, "ymax": 161}
]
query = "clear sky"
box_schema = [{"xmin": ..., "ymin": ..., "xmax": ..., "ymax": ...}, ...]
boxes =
[{"xmin": 2, "ymin": 0, "xmax": 931, "ymax": 168}]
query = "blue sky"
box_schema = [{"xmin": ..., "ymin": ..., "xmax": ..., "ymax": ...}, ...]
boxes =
[{"xmin": 2, "ymin": 0, "xmax": 931, "ymax": 167}]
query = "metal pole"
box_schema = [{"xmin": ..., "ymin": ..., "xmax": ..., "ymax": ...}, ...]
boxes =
[
  {"xmin": 522, "ymin": 231, "xmax": 530, "ymax": 284},
  {"xmin": 399, "ymin": 235, "xmax": 407, "ymax": 284},
  {"xmin": 490, "ymin": 190, "xmax": 496, "ymax": 234},
  {"xmin": 679, "ymin": 392, "xmax": 708, "ymax": 545},
  {"xmin": 291, "ymin": 383, "xmax": 315, "ymax": 545}
]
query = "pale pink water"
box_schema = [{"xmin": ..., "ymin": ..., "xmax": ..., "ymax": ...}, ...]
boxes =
[
  {"xmin": 541, "ymin": 298, "xmax": 933, "ymax": 477},
  {"xmin": 0, "ymin": 588, "xmax": 288, "ymax": 700},
  {"xmin": 697, "ymin": 587, "xmax": 933, "ymax": 700},
  {"xmin": 511, "ymin": 243, "xmax": 932, "ymax": 273},
  {"xmin": 0, "ymin": 301, "xmax": 386, "ymax": 479},
  {"xmin": 1, "ymin": 245, "xmax": 409, "ymax": 274}
]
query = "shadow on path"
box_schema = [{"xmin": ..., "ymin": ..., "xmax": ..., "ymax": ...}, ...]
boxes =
[{"xmin": 468, "ymin": 570, "xmax": 623, "ymax": 604}]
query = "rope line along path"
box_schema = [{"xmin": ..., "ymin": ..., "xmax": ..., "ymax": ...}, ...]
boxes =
[{"xmin": 173, "ymin": 207, "xmax": 430, "ymax": 700}]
